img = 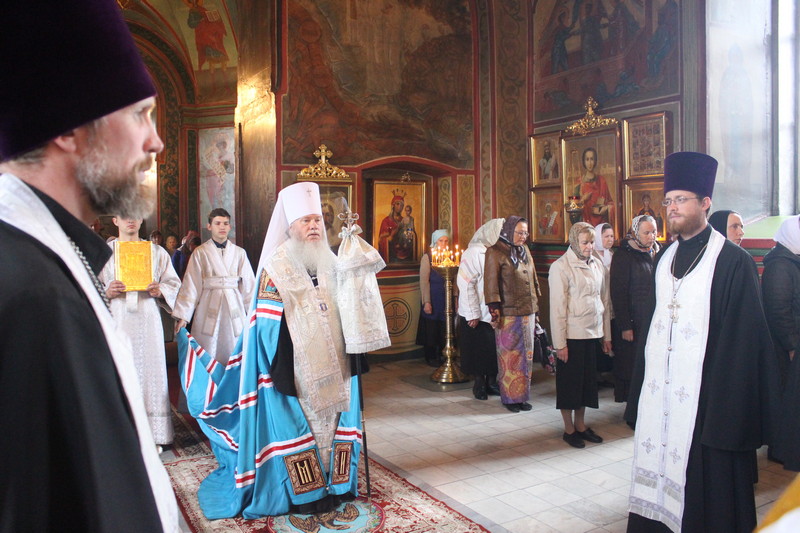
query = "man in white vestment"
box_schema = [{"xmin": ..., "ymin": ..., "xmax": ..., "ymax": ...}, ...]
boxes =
[
  {"xmin": 0, "ymin": 2, "xmax": 179, "ymax": 530},
  {"xmin": 177, "ymin": 181, "xmax": 389, "ymax": 518},
  {"xmin": 626, "ymin": 152, "xmax": 778, "ymax": 533},
  {"xmin": 100, "ymin": 217, "xmax": 181, "ymax": 446},
  {"xmin": 173, "ymin": 208, "xmax": 255, "ymax": 364}
]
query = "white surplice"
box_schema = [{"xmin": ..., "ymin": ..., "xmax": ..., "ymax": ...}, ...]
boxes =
[
  {"xmin": 172, "ymin": 239, "xmax": 255, "ymax": 364},
  {"xmin": 99, "ymin": 241, "xmax": 181, "ymax": 445},
  {"xmin": 629, "ymin": 229, "xmax": 724, "ymax": 532}
]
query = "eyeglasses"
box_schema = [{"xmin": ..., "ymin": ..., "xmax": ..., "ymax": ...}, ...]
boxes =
[
  {"xmin": 661, "ymin": 196, "xmax": 701, "ymax": 207},
  {"xmin": 514, "ymin": 231, "xmax": 530, "ymax": 237}
]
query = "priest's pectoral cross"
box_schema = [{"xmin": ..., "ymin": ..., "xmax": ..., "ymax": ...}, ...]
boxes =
[{"xmin": 668, "ymin": 297, "xmax": 680, "ymax": 323}]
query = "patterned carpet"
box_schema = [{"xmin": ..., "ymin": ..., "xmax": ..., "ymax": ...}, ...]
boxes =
[{"xmin": 165, "ymin": 409, "xmax": 488, "ymax": 533}]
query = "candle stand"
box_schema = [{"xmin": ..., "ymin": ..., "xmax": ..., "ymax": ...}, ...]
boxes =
[{"xmin": 430, "ymin": 264, "xmax": 468, "ymax": 384}]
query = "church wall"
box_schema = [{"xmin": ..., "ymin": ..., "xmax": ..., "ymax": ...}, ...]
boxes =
[
  {"xmin": 529, "ymin": 0, "xmax": 702, "ymax": 333},
  {"xmin": 491, "ymin": 0, "xmax": 531, "ymax": 220},
  {"xmin": 270, "ymin": 0, "xmax": 515, "ymax": 357},
  {"xmin": 130, "ymin": 25, "xmax": 195, "ymax": 243},
  {"xmin": 235, "ymin": 0, "xmax": 279, "ymax": 266},
  {"xmin": 127, "ymin": 4, "xmax": 240, "ymax": 249}
]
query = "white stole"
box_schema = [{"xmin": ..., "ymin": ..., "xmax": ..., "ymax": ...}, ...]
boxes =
[
  {"xmin": 264, "ymin": 245, "xmax": 350, "ymax": 418},
  {"xmin": 0, "ymin": 174, "xmax": 179, "ymax": 532},
  {"xmin": 629, "ymin": 229, "xmax": 724, "ymax": 533}
]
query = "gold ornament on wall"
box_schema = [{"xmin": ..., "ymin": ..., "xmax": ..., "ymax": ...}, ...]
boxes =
[
  {"xmin": 297, "ymin": 144, "xmax": 349, "ymax": 182},
  {"xmin": 565, "ymin": 97, "xmax": 619, "ymax": 137}
]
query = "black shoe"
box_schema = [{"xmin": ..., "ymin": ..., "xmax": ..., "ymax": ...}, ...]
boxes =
[
  {"xmin": 563, "ymin": 431, "xmax": 585, "ymax": 448},
  {"xmin": 519, "ymin": 402, "xmax": 532, "ymax": 411},
  {"xmin": 504, "ymin": 403, "xmax": 521, "ymax": 413},
  {"xmin": 473, "ymin": 376, "xmax": 488, "ymax": 400},
  {"xmin": 486, "ymin": 376, "xmax": 501, "ymax": 395},
  {"xmin": 575, "ymin": 427, "xmax": 603, "ymax": 443}
]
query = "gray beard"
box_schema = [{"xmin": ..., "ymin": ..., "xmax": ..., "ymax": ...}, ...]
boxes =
[
  {"xmin": 75, "ymin": 142, "xmax": 155, "ymax": 219},
  {"xmin": 286, "ymin": 237, "xmax": 336, "ymax": 278}
]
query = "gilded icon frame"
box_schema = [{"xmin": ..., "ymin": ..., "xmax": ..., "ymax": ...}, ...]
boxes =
[
  {"xmin": 623, "ymin": 112, "xmax": 670, "ymax": 179},
  {"xmin": 530, "ymin": 132, "xmax": 563, "ymax": 187},
  {"xmin": 623, "ymin": 179, "xmax": 668, "ymax": 243},
  {"xmin": 531, "ymin": 187, "xmax": 565, "ymax": 243},
  {"xmin": 560, "ymin": 126, "xmax": 622, "ymax": 240},
  {"xmin": 372, "ymin": 180, "xmax": 427, "ymax": 266}
]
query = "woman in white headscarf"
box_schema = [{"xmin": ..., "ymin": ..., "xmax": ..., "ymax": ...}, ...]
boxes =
[
  {"xmin": 592, "ymin": 223, "xmax": 615, "ymax": 380},
  {"xmin": 417, "ymin": 229, "xmax": 449, "ymax": 366},
  {"xmin": 549, "ymin": 222, "xmax": 612, "ymax": 448},
  {"xmin": 762, "ymin": 215, "xmax": 800, "ymax": 471},
  {"xmin": 593, "ymin": 222, "xmax": 615, "ymax": 269},
  {"xmin": 457, "ymin": 218, "xmax": 504, "ymax": 400}
]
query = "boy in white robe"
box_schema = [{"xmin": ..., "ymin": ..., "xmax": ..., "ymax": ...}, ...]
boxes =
[
  {"xmin": 173, "ymin": 208, "xmax": 255, "ymax": 363},
  {"xmin": 100, "ymin": 217, "xmax": 181, "ymax": 445}
]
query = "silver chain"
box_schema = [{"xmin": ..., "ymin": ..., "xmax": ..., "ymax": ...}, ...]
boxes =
[{"xmin": 67, "ymin": 237, "xmax": 112, "ymax": 311}]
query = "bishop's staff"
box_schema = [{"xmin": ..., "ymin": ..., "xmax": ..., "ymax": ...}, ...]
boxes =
[{"xmin": 335, "ymin": 209, "xmax": 391, "ymax": 501}]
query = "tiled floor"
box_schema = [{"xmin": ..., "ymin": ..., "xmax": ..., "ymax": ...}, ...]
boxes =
[{"xmin": 360, "ymin": 358, "xmax": 797, "ymax": 533}]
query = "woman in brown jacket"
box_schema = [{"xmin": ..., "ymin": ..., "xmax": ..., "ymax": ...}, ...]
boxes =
[{"xmin": 484, "ymin": 216, "xmax": 540, "ymax": 413}]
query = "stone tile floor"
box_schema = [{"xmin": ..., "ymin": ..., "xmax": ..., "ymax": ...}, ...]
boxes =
[{"xmin": 359, "ymin": 359, "xmax": 797, "ymax": 533}]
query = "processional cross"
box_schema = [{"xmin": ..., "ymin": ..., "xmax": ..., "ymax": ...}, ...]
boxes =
[{"xmin": 338, "ymin": 210, "xmax": 359, "ymax": 231}]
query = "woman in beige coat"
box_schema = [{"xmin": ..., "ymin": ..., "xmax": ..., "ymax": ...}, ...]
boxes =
[{"xmin": 548, "ymin": 222, "xmax": 612, "ymax": 448}]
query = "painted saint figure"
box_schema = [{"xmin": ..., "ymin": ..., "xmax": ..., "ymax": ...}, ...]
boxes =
[
  {"xmin": 378, "ymin": 190, "xmax": 413, "ymax": 263},
  {"xmin": 576, "ymin": 147, "xmax": 615, "ymax": 227},
  {"xmin": 538, "ymin": 140, "xmax": 560, "ymax": 182},
  {"xmin": 538, "ymin": 202, "xmax": 562, "ymax": 237}
]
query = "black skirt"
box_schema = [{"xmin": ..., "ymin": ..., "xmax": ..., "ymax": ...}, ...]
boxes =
[
  {"xmin": 415, "ymin": 314, "xmax": 445, "ymax": 350},
  {"xmin": 457, "ymin": 316, "xmax": 498, "ymax": 375},
  {"xmin": 555, "ymin": 338, "xmax": 600, "ymax": 410},
  {"xmin": 772, "ymin": 349, "xmax": 800, "ymax": 471},
  {"xmin": 612, "ymin": 319, "xmax": 635, "ymax": 402}
]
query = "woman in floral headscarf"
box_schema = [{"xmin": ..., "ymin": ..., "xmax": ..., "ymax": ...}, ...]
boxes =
[
  {"xmin": 484, "ymin": 216, "xmax": 540, "ymax": 413},
  {"xmin": 610, "ymin": 215, "xmax": 659, "ymax": 408},
  {"xmin": 549, "ymin": 222, "xmax": 612, "ymax": 448}
]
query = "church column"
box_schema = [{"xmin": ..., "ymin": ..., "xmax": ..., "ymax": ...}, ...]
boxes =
[{"xmin": 235, "ymin": 0, "xmax": 279, "ymax": 269}]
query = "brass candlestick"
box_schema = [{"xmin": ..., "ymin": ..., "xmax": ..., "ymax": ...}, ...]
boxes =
[{"xmin": 430, "ymin": 263, "xmax": 467, "ymax": 383}]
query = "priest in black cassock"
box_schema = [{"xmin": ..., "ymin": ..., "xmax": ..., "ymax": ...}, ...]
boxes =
[
  {"xmin": 625, "ymin": 152, "xmax": 779, "ymax": 533},
  {"xmin": 0, "ymin": 1, "xmax": 179, "ymax": 531}
]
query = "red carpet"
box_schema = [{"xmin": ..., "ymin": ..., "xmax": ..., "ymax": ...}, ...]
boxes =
[{"xmin": 165, "ymin": 406, "xmax": 489, "ymax": 532}]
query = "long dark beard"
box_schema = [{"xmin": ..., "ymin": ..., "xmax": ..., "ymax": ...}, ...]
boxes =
[{"xmin": 75, "ymin": 142, "xmax": 155, "ymax": 219}]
